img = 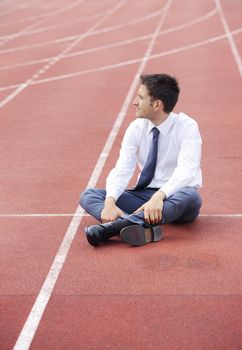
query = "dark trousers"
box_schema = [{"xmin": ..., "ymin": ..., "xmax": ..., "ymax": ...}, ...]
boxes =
[{"xmin": 80, "ymin": 186, "xmax": 202, "ymax": 225}]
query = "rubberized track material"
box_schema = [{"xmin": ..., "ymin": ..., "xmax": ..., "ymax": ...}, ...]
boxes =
[{"xmin": 0, "ymin": 0, "xmax": 242, "ymax": 349}]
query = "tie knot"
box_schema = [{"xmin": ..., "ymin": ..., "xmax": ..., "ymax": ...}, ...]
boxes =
[{"xmin": 152, "ymin": 127, "xmax": 160, "ymax": 138}]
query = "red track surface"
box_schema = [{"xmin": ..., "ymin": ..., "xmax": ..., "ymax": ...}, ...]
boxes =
[{"xmin": 0, "ymin": 0, "xmax": 242, "ymax": 349}]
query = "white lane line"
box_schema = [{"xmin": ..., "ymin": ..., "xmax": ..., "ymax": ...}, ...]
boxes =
[
  {"xmin": 1, "ymin": 5, "xmax": 157, "ymax": 40},
  {"xmin": 0, "ymin": 0, "xmax": 40, "ymax": 18},
  {"xmin": 1, "ymin": 27, "xmax": 240, "ymax": 93},
  {"xmin": 12, "ymin": 1, "xmax": 173, "ymax": 349},
  {"xmin": 32, "ymin": 28, "xmax": 242, "ymax": 84},
  {"xmin": 0, "ymin": 213, "xmax": 90, "ymax": 217},
  {"xmin": 0, "ymin": 0, "xmax": 87, "ymax": 48},
  {"xmin": 215, "ymin": 0, "xmax": 242, "ymax": 77},
  {"xmin": 0, "ymin": 9, "xmax": 163, "ymax": 53},
  {"xmin": 0, "ymin": 213, "xmax": 90, "ymax": 218},
  {"xmin": 1, "ymin": 27, "xmax": 241, "ymax": 94},
  {"xmin": 0, "ymin": 83, "xmax": 28, "ymax": 103},
  {"xmin": 0, "ymin": 7, "xmax": 218, "ymax": 71},
  {"xmin": 0, "ymin": 3, "xmax": 65, "ymax": 28},
  {"xmin": 0, "ymin": 0, "xmax": 127, "ymax": 110},
  {"xmin": 0, "ymin": 213, "xmax": 242, "ymax": 218},
  {"xmin": 0, "ymin": 7, "xmax": 107, "ymax": 30}
]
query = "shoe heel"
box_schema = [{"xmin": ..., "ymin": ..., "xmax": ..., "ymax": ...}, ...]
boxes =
[
  {"xmin": 144, "ymin": 228, "xmax": 153, "ymax": 243},
  {"xmin": 152, "ymin": 225, "xmax": 163, "ymax": 241}
]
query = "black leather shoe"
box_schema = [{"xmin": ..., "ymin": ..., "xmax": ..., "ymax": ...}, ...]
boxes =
[
  {"xmin": 85, "ymin": 221, "xmax": 125, "ymax": 246},
  {"xmin": 84, "ymin": 224, "xmax": 110, "ymax": 247},
  {"xmin": 85, "ymin": 219, "xmax": 135, "ymax": 247},
  {"xmin": 120, "ymin": 224, "xmax": 163, "ymax": 246}
]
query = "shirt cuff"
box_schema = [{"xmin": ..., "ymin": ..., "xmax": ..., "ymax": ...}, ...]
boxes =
[
  {"xmin": 159, "ymin": 185, "xmax": 173, "ymax": 199},
  {"xmin": 105, "ymin": 188, "xmax": 120, "ymax": 202}
]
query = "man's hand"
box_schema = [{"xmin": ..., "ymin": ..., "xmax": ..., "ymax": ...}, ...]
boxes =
[
  {"xmin": 101, "ymin": 197, "xmax": 124, "ymax": 223},
  {"xmin": 134, "ymin": 191, "xmax": 166, "ymax": 225}
]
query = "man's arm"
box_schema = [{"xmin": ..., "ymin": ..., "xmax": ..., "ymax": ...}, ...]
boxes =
[
  {"xmin": 160, "ymin": 121, "xmax": 202, "ymax": 198},
  {"xmin": 102, "ymin": 121, "xmax": 139, "ymax": 222}
]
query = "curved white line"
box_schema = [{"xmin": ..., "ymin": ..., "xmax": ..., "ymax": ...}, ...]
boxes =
[
  {"xmin": 0, "ymin": 4, "xmax": 65, "ymax": 28},
  {"xmin": 215, "ymin": 0, "xmax": 242, "ymax": 77},
  {"xmin": 0, "ymin": 0, "xmax": 41, "ymax": 18},
  {"xmin": 1, "ymin": 28, "xmax": 241, "ymax": 93},
  {"xmin": 0, "ymin": 9, "xmax": 164, "ymax": 54},
  {"xmin": 25, "ymin": 28, "xmax": 242, "ymax": 85},
  {"xmin": 0, "ymin": 0, "xmax": 87, "ymax": 48},
  {"xmin": 0, "ymin": 0, "xmax": 128, "ymax": 109},
  {"xmin": 0, "ymin": 7, "xmax": 123, "ymax": 38},
  {"xmin": 0, "ymin": 4, "xmax": 117, "ymax": 36},
  {"xmin": 0, "ymin": 7, "xmax": 218, "ymax": 71}
]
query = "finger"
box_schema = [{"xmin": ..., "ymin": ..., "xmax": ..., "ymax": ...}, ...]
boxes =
[
  {"xmin": 153, "ymin": 210, "xmax": 160, "ymax": 224},
  {"xmin": 157, "ymin": 210, "xmax": 162, "ymax": 223},
  {"xmin": 149, "ymin": 213, "xmax": 156, "ymax": 225},
  {"xmin": 102, "ymin": 216, "xmax": 111, "ymax": 223},
  {"xmin": 144, "ymin": 210, "xmax": 151, "ymax": 224},
  {"xmin": 150, "ymin": 209, "xmax": 160, "ymax": 224},
  {"xmin": 158, "ymin": 207, "xmax": 163, "ymax": 222},
  {"xmin": 152, "ymin": 210, "xmax": 161, "ymax": 224}
]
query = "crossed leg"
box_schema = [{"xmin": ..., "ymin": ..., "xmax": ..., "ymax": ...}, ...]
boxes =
[{"xmin": 80, "ymin": 186, "xmax": 202, "ymax": 225}]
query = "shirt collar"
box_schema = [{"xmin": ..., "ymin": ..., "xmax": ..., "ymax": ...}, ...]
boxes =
[{"xmin": 148, "ymin": 112, "xmax": 175, "ymax": 136}]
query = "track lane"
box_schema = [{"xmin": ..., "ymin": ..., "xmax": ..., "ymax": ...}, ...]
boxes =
[
  {"xmin": 31, "ymin": 295, "xmax": 242, "ymax": 350},
  {"xmin": 1, "ymin": 0, "xmax": 242, "ymax": 349},
  {"xmin": 0, "ymin": 217, "xmax": 72, "ymax": 348}
]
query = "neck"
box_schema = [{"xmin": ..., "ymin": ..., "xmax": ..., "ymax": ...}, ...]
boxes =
[{"xmin": 152, "ymin": 112, "xmax": 169, "ymax": 126}]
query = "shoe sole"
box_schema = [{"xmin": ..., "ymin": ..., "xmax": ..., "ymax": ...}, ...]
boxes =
[{"xmin": 120, "ymin": 225, "xmax": 163, "ymax": 246}]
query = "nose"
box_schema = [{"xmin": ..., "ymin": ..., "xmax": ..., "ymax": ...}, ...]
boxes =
[{"xmin": 133, "ymin": 96, "xmax": 138, "ymax": 105}]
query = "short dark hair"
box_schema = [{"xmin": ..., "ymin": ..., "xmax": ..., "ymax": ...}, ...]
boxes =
[{"xmin": 140, "ymin": 74, "xmax": 180, "ymax": 113}]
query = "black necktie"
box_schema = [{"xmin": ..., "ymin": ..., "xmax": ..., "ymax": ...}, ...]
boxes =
[{"xmin": 134, "ymin": 127, "xmax": 160, "ymax": 190}]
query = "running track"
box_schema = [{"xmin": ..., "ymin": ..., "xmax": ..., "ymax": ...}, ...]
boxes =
[{"xmin": 0, "ymin": 0, "xmax": 242, "ymax": 349}]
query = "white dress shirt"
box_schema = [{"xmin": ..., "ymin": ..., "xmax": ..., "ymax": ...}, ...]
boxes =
[{"xmin": 106, "ymin": 112, "xmax": 202, "ymax": 200}]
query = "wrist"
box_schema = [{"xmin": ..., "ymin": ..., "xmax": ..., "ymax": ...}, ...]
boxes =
[
  {"xmin": 154, "ymin": 190, "xmax": 166, "ymax": 201},
  {"xmin": 104, "ymin": 196, "xmax": 116, "ymax": 207}
]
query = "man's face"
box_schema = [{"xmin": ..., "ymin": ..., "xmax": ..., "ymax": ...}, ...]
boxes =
[{"xmin": 133, "ymin": 84, "xmax": 156, "ymax": 120}]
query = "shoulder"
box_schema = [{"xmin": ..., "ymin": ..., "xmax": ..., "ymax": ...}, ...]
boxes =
[
  {"xmin": 122, "ymin": 118, "xmax": 149, "ymax": 146},
  {"xmin": 174, "ymin": 112, "xmax": 199, "ymax": 128},
  {"xmin": 125, "ymin": 118, "xmax": 148, "ymax": 136},
  {"xmin": 173, "ymin": 112, "xmax": 201, "ymax": 141},
  {"xmin": 128, "ymin": 118, "xmax": 148, "ymax": 129}
]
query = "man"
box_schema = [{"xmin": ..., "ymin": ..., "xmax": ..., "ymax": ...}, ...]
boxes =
[{"xmin": 80, "ymin": 74, "xmax": 202, "ymax": 247}]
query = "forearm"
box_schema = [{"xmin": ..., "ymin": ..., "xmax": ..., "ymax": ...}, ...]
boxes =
[{"xmin": 105, "ymin": 123, "xmax": 138, "ymax": 200}]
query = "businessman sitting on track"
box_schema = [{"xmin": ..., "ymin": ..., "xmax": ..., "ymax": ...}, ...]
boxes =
[{"xmin": 80, "ymin": 73, "xmax": 202, "ymax": 247}]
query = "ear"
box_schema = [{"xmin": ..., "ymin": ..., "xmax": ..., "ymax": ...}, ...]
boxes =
[{"xmin": 153, "ymin": 99, "xmax": 163, "ymax": 111}]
